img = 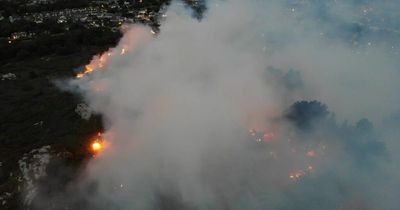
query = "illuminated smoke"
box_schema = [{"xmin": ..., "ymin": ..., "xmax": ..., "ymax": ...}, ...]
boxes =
[
  {"xmin": 46, "ymin": 0, "xmax": 400, "ymax": 209},
  {"xmin": 75, "ymin": 26, "xmax": 154, "ymax": 79}
]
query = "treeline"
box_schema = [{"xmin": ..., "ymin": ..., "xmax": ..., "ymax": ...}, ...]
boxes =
[
  {"xmin": 285, "ymin": 100, "xmax": 386, "ymax": 167},
  {"xmin": 0, "ymin": 26, "xmax": 121, "ymax": 62}
]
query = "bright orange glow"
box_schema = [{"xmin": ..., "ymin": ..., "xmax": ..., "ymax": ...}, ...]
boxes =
[
  {"xmin": 74, "ymin": 27, "xmax": 154, "ymax": 79},
  {"xmin": 92, "ymin": 141, "xmax": 102, "ymax": 152},
  {"xmin": 249, "ymin": 128, "xmax": 276, "ymax": 143},
  {"xmin": 76, "ymin": 48, "xmax": 127, "ymax": 79},
  {"xmin": 76, "ymin": 64, "xmax": 95, "ymax": 78},
  {"xmin": 76, "ymin": 73, "xmax": 84, "ymax": 78},
  {"xmin": 76, "ymin": 52, "xmax": 114, "ymax": 79},
  {"xmin": 90, "ymin": 132, "xmax": 106, "ymax": 154},
  {"xmin": 289, "ymin": 170, "xmax": 306, "ymax": 181}
]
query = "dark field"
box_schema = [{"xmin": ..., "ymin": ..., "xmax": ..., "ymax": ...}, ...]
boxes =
[{"xmin": 0, "ymin": 47, "xmax": 108, "ymax": 209}]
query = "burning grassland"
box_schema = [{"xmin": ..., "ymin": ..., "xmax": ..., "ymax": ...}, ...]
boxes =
[
  {"xmin": 35, "ymin": 0, "xmax": 400, "ymax": 209},
  {"xmin": 74, "ymin": 26, "xmax": 156, "ymax": 80}
]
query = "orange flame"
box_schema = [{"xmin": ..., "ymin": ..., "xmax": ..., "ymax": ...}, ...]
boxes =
[
  {"xmin": 90, "ymin": 132, "xmax": 106, "ymax": 154},
  {"xmin": 76, "ymin": 52, "xmax": 113, "ymax": 79},
  {"xmin": 289, "ymin": 170, "xmax": 306, "ymax": 180},
  {"xmin": 92, "ymin": 141, "xmax": 103, "ymax": 152},
  {"xmin": 75, "ymin": 26, "xmax": 155, "ymax": 79}
]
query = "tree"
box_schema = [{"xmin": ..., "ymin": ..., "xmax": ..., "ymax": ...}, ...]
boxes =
[{"xmin": 285, "ymin": 100, "xmax": 329, "ymax": 131}]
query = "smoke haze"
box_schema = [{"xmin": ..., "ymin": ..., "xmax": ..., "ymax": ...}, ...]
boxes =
[{"xmin": 40, "ymin": 0, "xmax": 400, "ymax": 209}]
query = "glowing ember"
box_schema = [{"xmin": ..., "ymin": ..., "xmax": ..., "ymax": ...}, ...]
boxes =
[
  {"xmin": 76, "ymin": 65, "xmax": 97, "ymax": 78},
  {"xmin": 76, "ymin": 73, "xmax": 84, "ymax": 79},
  {"xmin": 249, "ymin": 129, "xmax": 275, "ymax": 143},
  {"xmin": 90, "ymin": 132, "xmax": 106, "ymax": 154},
  {"xmin": 289, "ymin": 170, "xmax": 306, "ymax": 180},
  {"xmin": 92, "ymin": 141, "xmax": 102, "ymax": 152},
  {"xmin": 75, "ymin": 27, "xmax": 153, "ymax": 79}
]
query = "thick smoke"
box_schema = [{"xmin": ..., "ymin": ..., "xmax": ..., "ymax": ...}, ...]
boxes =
[{"xmin": 41, "ymin": 0, "xmax": 400, "ymax": 209}]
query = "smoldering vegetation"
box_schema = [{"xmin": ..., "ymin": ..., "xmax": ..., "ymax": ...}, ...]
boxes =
[{"xmin": 27, "ymin": 0, "xmax": 400, "ymax": 209}]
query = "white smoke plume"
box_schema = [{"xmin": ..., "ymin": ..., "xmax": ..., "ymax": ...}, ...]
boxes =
[{"xmin": 46, "ymin": 0, "xmax": 400, "ymax": 209}]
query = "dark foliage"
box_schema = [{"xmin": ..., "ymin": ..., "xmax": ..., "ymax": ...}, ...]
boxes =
[{"xmin": 285, "ymin": 100, "xmax": 329, "ymax": 131}]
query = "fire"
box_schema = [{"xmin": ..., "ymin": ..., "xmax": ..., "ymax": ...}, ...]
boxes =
[
  {"xmin": 90, "ymin": 132, "xmax": 106, "ymax": 154},
  {"xmin": 76, "ymin": 65, "xmax": 94, "ymax": 78},
  {"xmin": 76, "ymin": 73, "xmax": 84, "ymax": 79},
  {"xmin": 75, "ymin": 46, "xmax": 129, "ymax": 78},
  {"xmin": 74, "ymin": 27, "xmax": 155, "ymax": 79},
  {"xmin": 289, "ymin": 170, "xmax": 306, "ymax": 180},
  {"xmin": 249, "ymin": 128, "xmax": 276, "ymax": 143},
  {"xmin": 76, "ymin": 64, "xmax": 99, "ymax": 79},
  {"xmin": 92, "ymin": 141, "xmax": 103, "ymax": 152},
  {"xmin": 289, "ymin": 165, "xmax": 315, "ymax": 181},
  {"xmin": 76, "ymin": 51, "xmax": 113, "ymax": 79}
]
